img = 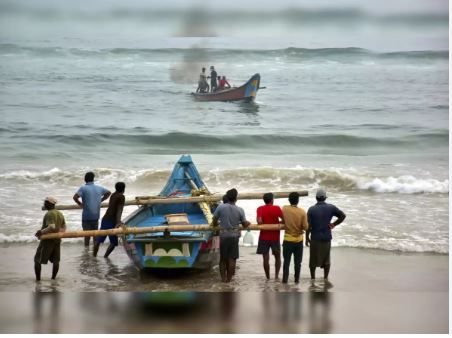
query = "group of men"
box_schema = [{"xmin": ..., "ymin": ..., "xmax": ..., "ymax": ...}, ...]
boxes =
[
  {"xmin": 34, "ymin": 172, "xmax": 345, "ymax": 285},
  {"xmin": 196, "ymin": 66, "xmax": 231, "ymax": 93},
  {"xmin": 34, "ymin": 172, "xmax": 125, "ymax": 281},
  {"xmin": 212, "ymin": 188, "xmax": 346, "ymax": 284}
]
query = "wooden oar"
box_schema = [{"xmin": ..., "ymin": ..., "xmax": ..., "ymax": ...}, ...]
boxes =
[
  {"xmin": 40, "ymin": 223, "xmax": 285, "ymax": 240},
  {"xmin": 49, "ymin": 190, "xmax": 309, "ymax": 211}
]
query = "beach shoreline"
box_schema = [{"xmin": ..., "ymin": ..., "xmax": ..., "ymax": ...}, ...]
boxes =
[
  {"xmin": 0, "ymin": 243, "xmax": 448, "ymax": 333},
  {"xmin": 0, "ymin": 243, "xmax": 447, "ymax": 292}
]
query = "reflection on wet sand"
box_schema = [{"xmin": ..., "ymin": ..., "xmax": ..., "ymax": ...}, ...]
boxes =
[
  {"xmin": 33, "ymin": 288, "xmax": 61, "ymax": 334},
  {"xmin": 0, "ymin": 290, "xmax": 447, "ymax": 333}
]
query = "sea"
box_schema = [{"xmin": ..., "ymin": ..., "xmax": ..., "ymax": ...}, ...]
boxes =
[{"xmin": 0, "ymin": 0, "xmax": 449, "ymax": 255}]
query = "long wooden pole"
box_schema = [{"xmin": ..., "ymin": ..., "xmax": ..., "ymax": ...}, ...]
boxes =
[
  {"xmin": 50, "ymin": 191, "xmax": 308, "ymax": 211},
  {"xmin": 40, "ymin": 223, "xmax": 285, "ymax": 240}
]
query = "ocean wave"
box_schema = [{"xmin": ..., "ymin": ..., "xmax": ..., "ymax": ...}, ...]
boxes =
[
  {"xmin": 0, "ymin": 166, "xmax": 448, "ymax": 195},
  {"xmin": 357, "ymin": 175, "xmax": 449, "ymax": 194},
  {"xmin": 7, "ymin": 131, "xmax": 449, "ymax": 154},
  {"xmin": 0, "ymin": 233, "xmax": 82, "ymax": 244},
  {"xmin": 1, "ymin": 43, "xmax": 447, "ymax": 62}
]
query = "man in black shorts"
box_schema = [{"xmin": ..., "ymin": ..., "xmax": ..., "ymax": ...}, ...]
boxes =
[
  {"xmin": 256, "ymin": 193, "xmax": 284, "ymax": 280},
  {"xmin": 212, "ymin": 188, "xmax": 250, "ymax": 282}
]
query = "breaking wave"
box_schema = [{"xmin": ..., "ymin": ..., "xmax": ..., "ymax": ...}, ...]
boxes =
[{"xmin": 0, "ymin": 166, "xmax": 448, "ymax": 195}]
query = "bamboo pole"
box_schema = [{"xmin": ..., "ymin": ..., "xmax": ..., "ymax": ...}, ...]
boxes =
[
  {"xmin": 49, "ymin": 190, "xmax": 308, "ymax": 211},
  {"xmin": 40, "ymin": 223, "xmax": 286, "ymax": 240}
]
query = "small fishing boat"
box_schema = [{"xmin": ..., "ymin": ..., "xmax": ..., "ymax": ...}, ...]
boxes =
[
  {"xmin": 122, "ymin": 155, "xmax": 220, "ymax": 270},
  {"xmin": 191, "ymin": 73, "xmax": 260, "ymax": 102}
]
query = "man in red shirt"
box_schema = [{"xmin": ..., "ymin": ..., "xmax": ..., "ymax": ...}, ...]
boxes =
[
  {"xmin": 218, "ymin": 76, "xmax": 231, "ymax": 90},
  {"xmin": 256, "ymin": 192, "xmax": 285, "ymax": 279}
]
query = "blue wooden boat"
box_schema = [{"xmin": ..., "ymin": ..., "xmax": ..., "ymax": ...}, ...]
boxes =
[{"xmin": 122, "ymin": 155, "xmax": 220, "ymax": 270}]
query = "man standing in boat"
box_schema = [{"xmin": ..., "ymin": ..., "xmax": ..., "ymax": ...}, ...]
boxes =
[
  {"xmin": 196, "ymin": 67, "xmax": 209, "ymax": 93},
  {"xmin": 256, "ymin": 193, "xmax": 284, "ymax": 280},
  {"xmin": 306, "ymin": 189, "xmax": 346, "ymax": 282},
  {"xmin": 73, "ymin": 172, "xmax": 111, "ymax": 248},
  {"xmin": 34, "ymin": 197, "xmax": 66, "ymax": 281},
  {"xmin": 208, "ymin": 65, "xmax": 218, "ymax": 92},
  {"xmin": 93, "ymin": 182, "xmax": 126, "ymax": 258},
  {"xmin": 212, "ymin": 188, "xmax": 250, "ymax": 282}
]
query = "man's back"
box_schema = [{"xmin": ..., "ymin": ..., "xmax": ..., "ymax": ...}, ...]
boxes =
[
  {"xmin": 77, "ymin": 182, "xmax": 108, "ymax": 221},
  {"xmin": 257, "ymin": 204, "xmax": 282, "ymax": 241},
  {"xmin": 308, "ymin": 201, "xmax": 345, "ymax": 241},
  {"xmin": 103, "ymin": 191, "xmax": 125, "ymax": 222},
  {"xmin": 213, "ymin": 203, "xmax": 246, "ymax": 238},
  {"xmin": 282, "ymin": 205, "xmax": 308, "ymax": 240}
]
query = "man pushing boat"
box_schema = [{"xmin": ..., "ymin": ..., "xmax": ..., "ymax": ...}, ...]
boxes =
[
  {"xmin": 34, "ymin": 197, "xmax": 66, "ymax": 281},
  {"xmin": 211, "ymin": 188, "xmax": 250, "ymax": 282}
]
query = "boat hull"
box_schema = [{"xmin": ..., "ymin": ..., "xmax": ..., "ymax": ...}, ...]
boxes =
[
  {"xmin": 191, "ymin": 73, "xmax": 260, "ymax": 102},
  {"xmin": 122, "ymin": 155, "xmax": 220, "ymax": 271}
]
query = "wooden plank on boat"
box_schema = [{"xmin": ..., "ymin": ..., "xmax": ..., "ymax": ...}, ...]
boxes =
[
  {"xmin": 50, "ymin": 190, "xmax": 309, "ymax": 211},
  {"xmin": 40, "ymin": 223, "xmax": 286, "ymax": 240}
]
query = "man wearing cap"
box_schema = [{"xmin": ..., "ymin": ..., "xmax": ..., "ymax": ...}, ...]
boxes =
[
  {"xmin": 73, "ymin": 171, "xmax": 111, "ymax": 248},
  {"xmin": 34, "ymin": 197, "xmax": 66, "ymax": 281},
  {"xmin": 306, "ymin": 189, "xmax": 346, "ymax": 281}
]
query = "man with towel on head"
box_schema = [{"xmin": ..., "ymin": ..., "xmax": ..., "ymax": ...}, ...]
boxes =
[
  {"xmin": 34, "ymin": 197, "xmax": 66, "ymax": 281},
  {"xmin": 306, "ymin": 189, "xmax": 346, "ymax": 281}
]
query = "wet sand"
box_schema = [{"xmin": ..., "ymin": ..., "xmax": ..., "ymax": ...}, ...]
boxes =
[{"xmin": 0, "ymin": 243, "xmax": 448, "ymax": 333}]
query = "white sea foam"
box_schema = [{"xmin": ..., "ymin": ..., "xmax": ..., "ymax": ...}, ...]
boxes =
[
  {"xmin": 0, "ymin": 167, "xmax": 448, "ymax": 195},
  {"xmin": 0, "ymin": 233, "xmax": 82, "ymax": 243},
  {"xmin": 357, "ymin": 175, "xmax": 449, "ymax": 194}
]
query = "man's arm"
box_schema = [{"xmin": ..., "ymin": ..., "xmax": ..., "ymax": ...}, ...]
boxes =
[
  {"xmin": 306, "ymin": 209, "xmax": 312, "ymax": 246},
  {"xmin": 240, "ymin": 209, "xmax": 250, "ymax": 228},
  {"xmin": 115, "ymin": 195, "xmax": 125, "ymax": 227},
  {"xmin": 329, "ymin": 208, "xmax": 346, "ymax": 230},
  {"xmin": 73, "ymin": 193, "xmax": 83, "ymax": 207},
  {"xmin": 39, "ymin": 214, "xmax": 59, "ymax": 236},
  {"xmin": 278, "ymin": 207, "xmax": 285, "ymax": 224},
  {"xmin": 211, "ymin": 215, "xmax": 219, "ymax": 227},
  {"xmin": 256, "ymin": 207, "xmax": 263, "ymax": 225},
  {"xmin": 101, "ymin": 190, "xmax": 111, "ymax": 202}
]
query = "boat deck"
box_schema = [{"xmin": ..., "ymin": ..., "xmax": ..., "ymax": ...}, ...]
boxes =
[{"xmin": 128, "ymin": 212, "xmax": 208, "ymax": 239}]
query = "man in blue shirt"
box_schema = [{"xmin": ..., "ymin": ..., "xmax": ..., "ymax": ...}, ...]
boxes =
[
  {"xmin": 306, "ymin": 189, "xmax": 346, "ymax": 281},
  {"xmin": 73, "ymin": 172, "xmax": 111, "ymax": 248}
]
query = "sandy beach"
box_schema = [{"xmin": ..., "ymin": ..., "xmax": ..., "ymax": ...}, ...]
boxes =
[{"xmin": 0, "ymin": 243, "xmax": 448, "ymax": 333}]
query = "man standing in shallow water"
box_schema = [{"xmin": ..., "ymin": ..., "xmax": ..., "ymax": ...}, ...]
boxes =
[
  {"xmin": 93, "ymin": 182, "xmax": 126, "ymax": 258},
  {"xmin": 73, "ymin": 172, "xmax": 111, "ymax": 248},
  {"xmin": 306, "ymin": 189, "xmax": 346, "ymax": 281},
  {"xmin": 281, "ymin": 192, "xmax": 308, "ymax": 284},
  {"xmin": 34, "ymin": 197, "xmax": 66, "ymax": 281},
  {"xmin": 256, "ymin": 192, "xmax": 284, "ymax": 280},
  {"xmin": 212, "ymin": 188, "xmax": 250, "ymax": 282}
]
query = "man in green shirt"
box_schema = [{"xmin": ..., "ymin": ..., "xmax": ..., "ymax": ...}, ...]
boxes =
[{"xmin": 34, "ymin": 197, "xmax": 66, "ymax": 281}]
